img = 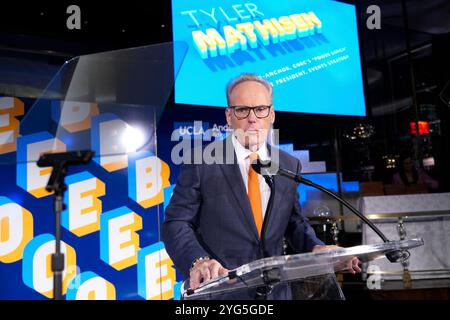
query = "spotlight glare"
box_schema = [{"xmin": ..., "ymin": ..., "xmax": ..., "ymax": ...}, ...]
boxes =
[{"xmin": 121, "ymin": 125, "xmax": 146, "ymax": 153}]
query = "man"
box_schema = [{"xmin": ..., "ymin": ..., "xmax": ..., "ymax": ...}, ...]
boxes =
[{"xmin": 162, "ymin": 73, "xmax": 360, "ymax": 299}]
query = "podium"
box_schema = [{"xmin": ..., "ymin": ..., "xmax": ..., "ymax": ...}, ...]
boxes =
[{"xmin": 183, "ymin": 238, "xmax": 424, "ymax": 300}]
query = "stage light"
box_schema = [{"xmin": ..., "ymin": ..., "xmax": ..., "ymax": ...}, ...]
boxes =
[{"xmin": 121, "ymin": 125, "xmax": 146, "ymax": 153}]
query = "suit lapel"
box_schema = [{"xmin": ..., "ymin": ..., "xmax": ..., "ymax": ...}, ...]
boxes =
[
  {"xmin": 261, "ymin": 145, "xmax": 287, "ymax": 240},
  {"xmin": 219, "ymin": 138, "xmax": 260, "ymax": 242}
]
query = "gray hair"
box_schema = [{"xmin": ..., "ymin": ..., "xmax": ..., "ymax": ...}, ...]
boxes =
[{"xmin": 226, "ymin": 73, "xmax": 273, "ymax": 106}]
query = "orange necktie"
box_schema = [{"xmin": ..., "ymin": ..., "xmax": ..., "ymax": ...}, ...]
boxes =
[{"xmin": 248, "ymin": 153, "xmax": 263, "ymax": 237}]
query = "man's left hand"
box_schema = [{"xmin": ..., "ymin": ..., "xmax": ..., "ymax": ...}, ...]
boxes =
[{"xmin": 312, "ymin": 245, "xmax": 362, "ymax": 274}]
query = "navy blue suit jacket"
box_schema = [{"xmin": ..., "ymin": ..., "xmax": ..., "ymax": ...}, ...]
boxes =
[{"xmin": 162, "ymin": 138, "xmax": 324, "ymax": 299}]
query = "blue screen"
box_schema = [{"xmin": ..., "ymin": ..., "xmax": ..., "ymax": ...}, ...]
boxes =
[{"xmin": 172, "ymin": 0, "xmax": 366, "ymax": 116}]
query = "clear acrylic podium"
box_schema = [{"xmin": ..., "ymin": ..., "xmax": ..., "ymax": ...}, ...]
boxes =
[{"xmin": 183, "ymin": 238, "xmax": 424, "ymax": 300}]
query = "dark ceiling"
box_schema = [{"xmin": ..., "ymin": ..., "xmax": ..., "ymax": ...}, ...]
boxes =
[
  {"xmin": 0, "ymin": 1, "xmax": 448, "ymax": 101},
  {"xmin": 0, "ymin": 0, "xmax": 448, "ymax": 58}
]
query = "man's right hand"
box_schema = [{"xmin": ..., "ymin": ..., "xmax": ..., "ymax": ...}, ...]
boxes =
[{"xmin": 189, "ymin": 259, "xmax": 229, "ymax": 290}]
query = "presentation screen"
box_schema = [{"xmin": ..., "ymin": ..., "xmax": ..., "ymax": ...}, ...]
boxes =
[{"xmin": 172, "ymin": 0, "xmax": 367, "ymax": 117}]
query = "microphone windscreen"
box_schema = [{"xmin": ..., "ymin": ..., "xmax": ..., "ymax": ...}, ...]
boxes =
[{"xmin": 251, "ymin": 159, "xmax": 278, "ymax": 176}]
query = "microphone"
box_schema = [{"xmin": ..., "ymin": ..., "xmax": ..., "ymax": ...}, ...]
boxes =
[
  {"xmin": 251, "ymin": 158, "xmax": 278, "ymax": 177},
  {"xmin": 37, "ymin": 150, "xmax": 95, "ymax": 167},
  {"xmin": 256, "ymin": 161, "xmax": 274, "ymax": 187},
  {"xmin": 37, "ymin": 150, "xmax": 95, "ymax": 192},
  {"xmin": 251, "ymin": 159, "xmax": 408, "ymax": 263}
]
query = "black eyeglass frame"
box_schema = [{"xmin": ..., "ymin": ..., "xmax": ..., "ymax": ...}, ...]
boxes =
[{"xmin": 228, "ymin": 105, "xmax": 273, "ymax": 120}]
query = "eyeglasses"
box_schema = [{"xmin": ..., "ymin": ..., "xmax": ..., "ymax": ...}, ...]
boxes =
[{"xmin": 228, "ymin": 105, "xmax": 272, "ymax": 120}]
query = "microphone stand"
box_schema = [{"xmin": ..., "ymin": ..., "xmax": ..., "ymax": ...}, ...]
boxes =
[
  {"xmin": 37, "ymin": 150, "xmax": 94, "ymax": 300},
  {"xmin": 261, "ymin": 175, "xmax": 275, "ymax": 257},
  {"xmin": 255, "ymin": 175, "xmax": 275, "ymax": 299},
  {"xmin": 295, "ymin": 175, "xmax": 388, "ymax": 243},
  {"xmin": 254, "ymin": 161, "xmax": 408, "ymax": 263}
]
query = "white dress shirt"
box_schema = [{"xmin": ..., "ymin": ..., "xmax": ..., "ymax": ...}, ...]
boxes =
[{"xmin": 231, "ymin": 134, "xmax": 271, "ymax": 218}]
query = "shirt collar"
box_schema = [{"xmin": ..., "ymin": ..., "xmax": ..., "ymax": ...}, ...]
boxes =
[{"xmin": 231, "ymin": 133, "xmax": 270, "ymax": 163}]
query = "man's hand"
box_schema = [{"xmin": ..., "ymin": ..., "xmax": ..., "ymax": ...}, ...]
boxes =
[
  {"xmin": 189, "ymin": 259, "xmax": 229, "ymax": 290},
  {"xmin": 312, "ymin": 245, "xmax": 362, "ymax": 274}
]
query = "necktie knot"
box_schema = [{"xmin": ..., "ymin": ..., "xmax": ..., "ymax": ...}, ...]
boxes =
[{"xmin": 249, "ymin": 152, "xmax": 259, "ymax": 164}]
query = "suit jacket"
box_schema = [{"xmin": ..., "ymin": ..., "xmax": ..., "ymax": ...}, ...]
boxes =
[{"xmin": 162, "ymin": 137, "xmax": 324, "ymax": 299}]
